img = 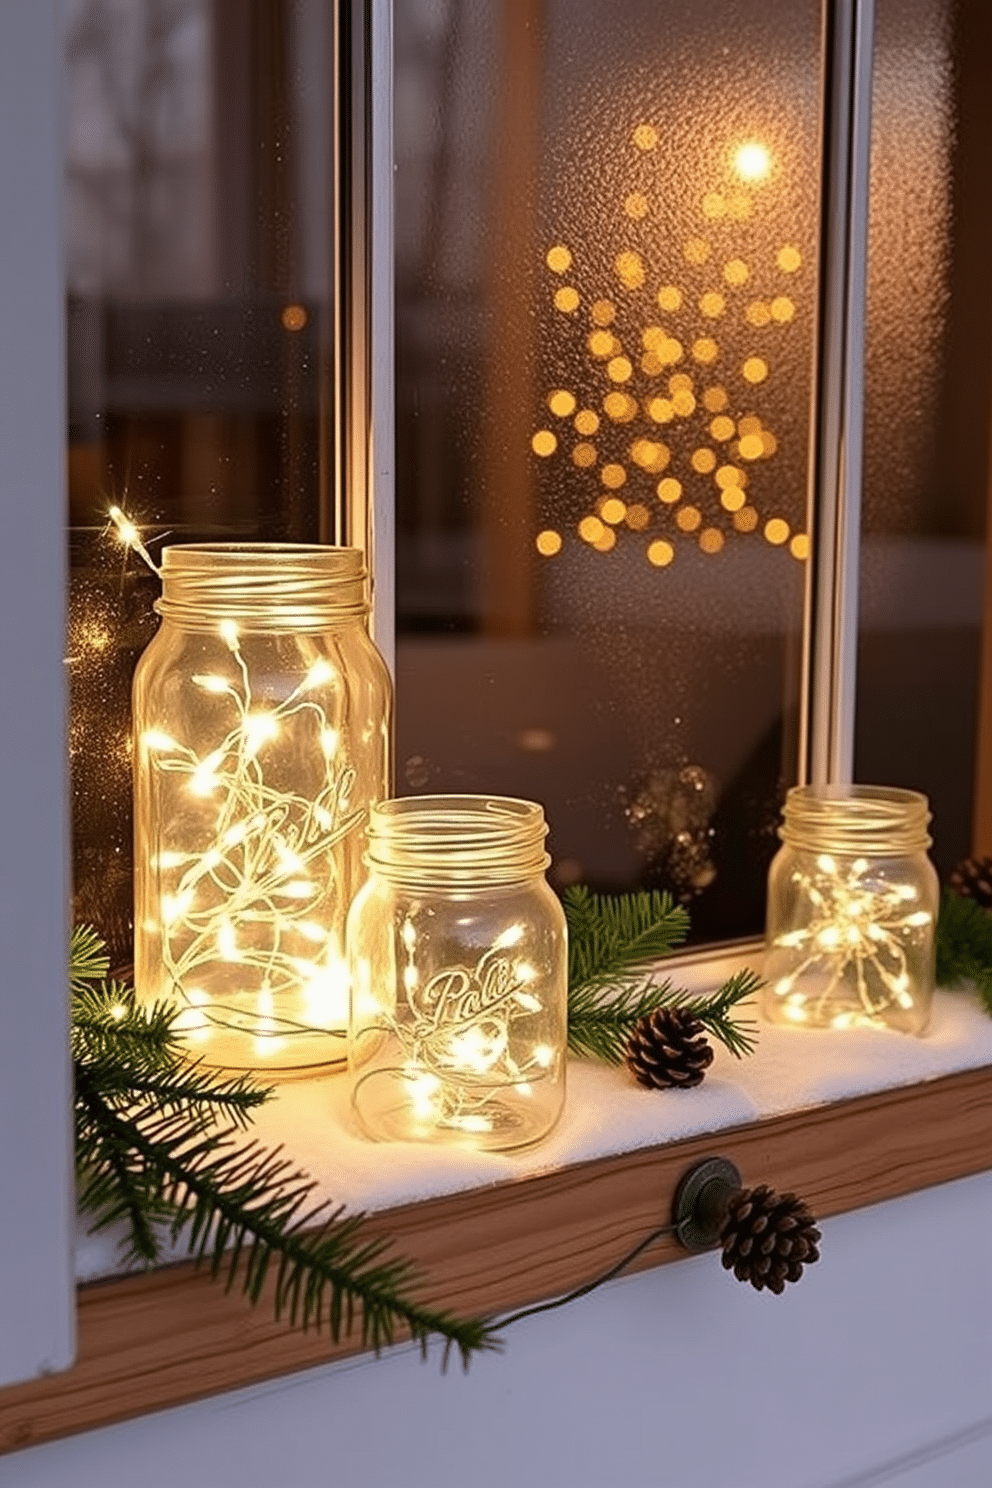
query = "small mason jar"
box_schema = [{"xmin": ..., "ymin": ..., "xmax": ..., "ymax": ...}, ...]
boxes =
[
  {"xmin": 347, "ymin": 795, "xmax": 567, "ymax": 1150},
  {"xmin": 133, "ymin": 544, "xmax": 392, "ymax": 1073},
  {"xmin": 762, "ymin": 784, "xmax": 938, "ymax": 1034}
]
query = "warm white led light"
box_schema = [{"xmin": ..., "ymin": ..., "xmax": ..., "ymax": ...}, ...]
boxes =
[
  {"xmin": 142, "ymin": 729, "xmax": 179, "ymax": 753},
  {"xmin": 193, "ymin": 674, "xmax": 231, "ymax": 695}
]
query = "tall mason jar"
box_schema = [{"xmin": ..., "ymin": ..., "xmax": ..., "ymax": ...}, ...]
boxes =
[
  {"xmin": 348, "ymin": 795, "xmax": 568, "ymax": 1150},
  {"xmin": 133, "ymin": 544, "xmax": 392, "ymax": 1073},
  {"xmin": 762, "ymin": 784, "xmax": 938, "ymax": 1034}
]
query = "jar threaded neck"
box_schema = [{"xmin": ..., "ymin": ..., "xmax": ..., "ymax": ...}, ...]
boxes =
[
  {"xmin": 366, "ymin": 795, "xmax": 551, "ymax": 887},
  {"xmin": 779, "ymin": 784, "xmax": 932, "ymax": 855},
  {"xmin": 157, "ymin": 544, "xmax": 368, "ymax": 631}
]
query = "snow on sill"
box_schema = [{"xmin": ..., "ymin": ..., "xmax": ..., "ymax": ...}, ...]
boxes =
[{"xmin": 74, "ymin": 988, "xmax": 992, "ymax": 1283}]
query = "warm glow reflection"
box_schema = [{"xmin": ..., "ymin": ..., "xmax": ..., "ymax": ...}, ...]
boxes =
[
  {"xmin": 532, "ymin": 118, "xmax": 806, "ymax": 567},
  {"xmin": 733, "ymin": 140, "xmax": 772, "ymax": 182},
  {"xmin": 280, "ymin": 303, "xmax": 307, "ymax": 332},
  {"xmin": 578, "ymin": 515, "xmax": 605, "ymax": 543},
  {"xmin": 548, "ymin": 389, "xmax": 576, "ymax": 417}
]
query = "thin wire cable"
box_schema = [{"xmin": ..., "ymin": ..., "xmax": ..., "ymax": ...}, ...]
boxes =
[{"xmin": 495, "ymin": 1220, "xmax": 680, "ymax": 1331}]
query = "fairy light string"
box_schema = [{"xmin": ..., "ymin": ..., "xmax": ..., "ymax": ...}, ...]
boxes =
[
  {"xmin": 369, "ymin": 927, "xmax": 553, "ymax": 1136},
  {"xmin": 770, "ymin": 852, "xmax": 933, "ymax": 1025}
]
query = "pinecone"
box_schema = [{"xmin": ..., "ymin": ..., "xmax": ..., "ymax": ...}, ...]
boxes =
[
  {"xmin": 720, "ymin": 1184, "xmax": 821, "ymax": 1294},
  {"xmin": 949, "ymin": 856, "xmax": 992, "ymax": 910},
  {"xmin": 625, "ymin": 1007, "xmax": 714, "ymax": 1090}
]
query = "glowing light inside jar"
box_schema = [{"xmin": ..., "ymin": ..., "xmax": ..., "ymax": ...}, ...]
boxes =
[
  {"xmin": 143, "ymin": 617, "xmax": 364, "ymax": 1063},
  {"xmin": 770, "ymin": 855, "xmax": 933, "ymax": 1020}
]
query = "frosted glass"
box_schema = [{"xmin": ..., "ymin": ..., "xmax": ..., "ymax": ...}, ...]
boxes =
[{"xmin": 395, "ymin": 0, "xmax": 823, "ymax": 942}]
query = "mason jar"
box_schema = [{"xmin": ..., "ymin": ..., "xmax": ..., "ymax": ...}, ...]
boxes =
[
  {"xmin": 348, "ymin": 795, "xmax": 568, "ymax": 1150},
  {"xmin": 133, "ymin": 544, "xmax": 392, "ymax": 1073},
  {"xmin": 762, "ymin": 784, "xmax": 938, "ymax": 1034}
]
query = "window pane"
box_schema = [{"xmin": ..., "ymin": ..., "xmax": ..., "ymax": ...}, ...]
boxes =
[
  {"xmin": 66, "ymin": 0, "xmax": 338, "ymax": 962},
  {"xmin": 394, "ymin": 0, "xmax": 823, "ymax": 942},
  {"xmin": 855, "ymin": 0, "xmax": 987, "ymax": 875}
]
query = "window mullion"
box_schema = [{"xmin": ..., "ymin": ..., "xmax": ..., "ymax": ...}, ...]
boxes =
[{"xmin": 803, "ymin": 0, "xmax": 875, "ymax": 785}]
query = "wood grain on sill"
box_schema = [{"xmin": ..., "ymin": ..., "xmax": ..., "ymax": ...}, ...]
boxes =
[{"xmin": 3, "ymin": 1064, "xmax": 992, "ymax": 1455}]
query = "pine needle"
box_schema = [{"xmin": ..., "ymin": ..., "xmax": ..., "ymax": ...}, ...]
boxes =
[
  {"xmin": 70, "ymin": 922, "xmax": 111, "ymax": 992},
  {"xmin": 564, "ymin": 885, "xmax": 690, "ymax": 991}
]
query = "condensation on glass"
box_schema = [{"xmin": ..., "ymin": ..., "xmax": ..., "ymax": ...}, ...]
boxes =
[
  {"xmin": 394, "ymin": 0, "xmax": 824, "ymax": 944},
  {"xmin": 348, "ymin": 796, "xmax": 567, "ymax": 1149},
  {"xmin": 133, "ymin": 544, "xmax": 391, "ymax": 1072},
  {"xmin": 66, "ymin": 0, "xmax": 340, "ymax": 965}
]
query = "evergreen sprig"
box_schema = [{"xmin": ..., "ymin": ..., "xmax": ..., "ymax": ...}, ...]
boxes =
[
  {"xmin": 71, "ymin": 927, "xmax": 496, "ymax": 1367},
  {"xmin": 936, "ymin": 887, "xmax": 992, "ymax": 1013},
  {"xmin": 564, "ymin": 886, "xmax": 760, "ymax": 1065},
  {"xmin": 565, "ymin": 885, "xmax": 691, "ymax": 990}
]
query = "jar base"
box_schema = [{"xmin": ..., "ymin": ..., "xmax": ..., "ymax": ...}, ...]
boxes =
[
  {"xmin": 761, "ymin": 988, "xmax": 931, "ymax": 1036},
  {"xmin": 351, "ymin": 1067, "xmax": 565, "ymax": 1152}
]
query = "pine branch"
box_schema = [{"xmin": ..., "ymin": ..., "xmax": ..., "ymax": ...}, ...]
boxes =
[
  {"xmin": 71, "ymin": 924, "xmax": 495, "ymax": 1366},
  {"xmin": 564, "ymin": 887, "xmax": 761, "ymax": 1064},
  {"xmin": 71, "ymin": 971, "xmax": 271, "ymax": 1121},
  {"xmin": 568, "ymin": 968, "xmax": 760, "ymax": 1064},
  {"xmin": 936, "ymin": 888, "xmax": 992, "ymax": 1014},
  {"xmin": 564, "ymin": 885, "xmax": 690, "ymax": 992},
  {"xmin": 80, "ymin": 1093, "xmax": 498, "ymax": 1365},
  {"xmin": 71, "ymin": 981, "xmax": 177, "ymax": 1065},
  {"xmin": 74, "ymin": 1066, "xmax": 179, "ymax": 1264},
  {"xmin": 84, "ymin": 1059, "xmax": 269, "ymax": 1128}
]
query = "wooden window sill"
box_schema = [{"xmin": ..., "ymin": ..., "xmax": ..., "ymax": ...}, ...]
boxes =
[{"xmin": 4, "ymin": 990, "xmax": 992, "ymax": 1453}]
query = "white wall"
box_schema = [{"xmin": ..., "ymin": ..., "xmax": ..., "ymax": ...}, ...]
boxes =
[{"xmin": 5, "ymin": 1171, "xmax": 992, "ymax": 1488}]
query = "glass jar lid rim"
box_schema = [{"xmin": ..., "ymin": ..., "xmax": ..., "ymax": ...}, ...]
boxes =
[
  {"xmin": 366, "ymin": 794, "xmax": 550, "ymax": 882},
  {"xmin": 371, "ymin": 792, "xmax": 546, "ymax": 824},
  {"xmin": 780, "ymin": 782, "xmax": 932, "ymax": 851},
  {"xmin": 161, "ymin": 542, "xmax": 365, "ymax": 569},
  {"xmin": 785, "ymin": 783, "xmax": 929, "ymax": 809}
]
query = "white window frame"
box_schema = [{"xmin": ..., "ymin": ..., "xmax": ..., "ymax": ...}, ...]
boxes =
[{"xmin": 0, "ymin": 0, "xmax": 75, "ymax": 1387}]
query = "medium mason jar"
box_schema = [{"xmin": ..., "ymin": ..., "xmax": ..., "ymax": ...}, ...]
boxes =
[
  {"xmin": 348, "ymin": 795, "xmax": 568, "ymax": 1150},
  {"xmin": 763, "ymin": 784, "xmax": 938, "ymax": 1034},
  {"xmin": 133, "ymin": 544, "xmax": 392, "ymax": 1073}
]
